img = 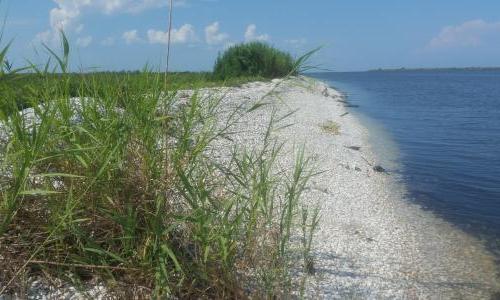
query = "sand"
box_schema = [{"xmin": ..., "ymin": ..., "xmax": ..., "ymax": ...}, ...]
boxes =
[{"xmin": 210, "ymin": 76, "xmax": 500, "ymax": 299}]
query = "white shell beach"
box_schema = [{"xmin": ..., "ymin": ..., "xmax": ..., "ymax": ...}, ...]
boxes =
[{"xmin": 210, "ymin": 77, "xmax": 500, "ymax": 299}]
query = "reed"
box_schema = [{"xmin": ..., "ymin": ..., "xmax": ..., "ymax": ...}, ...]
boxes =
[{"xmin": 0, "ymin": 31, "xmax": 319, "ymax": 298}]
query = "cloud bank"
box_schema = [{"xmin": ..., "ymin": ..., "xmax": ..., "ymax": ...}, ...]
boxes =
[
  {"xmin": 38, "ymin": 0, "xmax": 184, "ymax": 45},
  {"xmin": 147, "ymin": 24, "xmax": 197, "ymax": 44},
  {"xmin": 205, "ymin": 22, "xmax": 229, "ymax": 45},
  {"xmin": 76, "ymin": 35, "xmax": 92, "ymax": 47},
  {"xmin": 428, "ymin": 19, "xmax": 500, "ymax": 49},
  {"xmin": 122, "ymin": 30, "xmax": 141, "ymax": 44}
]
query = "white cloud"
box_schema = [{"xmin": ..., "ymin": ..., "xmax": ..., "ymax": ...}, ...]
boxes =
[
  {"xmin": 428, "ymin": 19, "xmax": 500, "ymax": 49},
  {"xmin": 35, "ymin": 29, "xmax": 66, "ymax": 46},
  {"xmin": 46, "ymin": 0, "xmax": 185, "ymax": 30},
  {"xmin": 37, "ymin": 0, "xmax": 185, "ymax": 44},
  {"xmin": 97, "ymin": 0, "xmax": 179, "ymax": 14},
  {"xmin": 126, "ymin": 0, "xmax": 189, "ymax": 13},
  {"xmin": 122, "ymin": 30, "xmax": 141, "ymax": 44},
  {"xmin": 35, "ymin": 30, "xmax": 54, "ymax": 45},
  {"xmin": 75, "ymin": 24, "xmax": 84, "ymax": 33},
  {"xmin": 101, "ymin": 37, "xmax": 116, "ymax": 46},
  {"xmin": 76, "ymin": 35, "xmax": 93, "ymax": 47},
  {"xmin": 244, "ymin": 24, "xmax": 269, "ymax": 42},
  {"xmin": 205, "ymin": 22, "xmax": 229, "ymax": 45},
  {"xmin": 147, "ymin": 24, "xmax": 197, "ymax": 44},
  {"xmin": 285, "ymin": 38, "xmax": 307, "ymax": 46},
  {"xmin": 49, "ymin": 1, "xmax": 78, "ymax": 31}
]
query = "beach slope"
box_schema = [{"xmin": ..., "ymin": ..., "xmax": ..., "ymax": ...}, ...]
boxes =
[{"xmin": 216, "ymin": 77, "xmax": 499, "ymax": 299}]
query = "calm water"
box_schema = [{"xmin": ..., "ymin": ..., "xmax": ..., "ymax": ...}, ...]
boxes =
[{"xmin": 311, "ymin": 70, "xmax": 500, "ymax": 253}]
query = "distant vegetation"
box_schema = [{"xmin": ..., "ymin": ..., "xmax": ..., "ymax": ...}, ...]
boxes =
[
  {"xmin": 0, "ymin": 71, "xmax": 265, "ymax": 114},
  {"xmin": 214, "ymin": 42, "xmax": 297, "ymax": 79}
]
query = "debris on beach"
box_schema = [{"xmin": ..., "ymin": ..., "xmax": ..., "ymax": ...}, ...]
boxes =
[
  {"xmin": 373, "ymin": 165, "xmax": 387, "ymax": 173},
  {"xmin": 320, "ymin": 120, "xmax": 341, "ymax": 135},
  {"xmin": 345, "ymin": 145, "xmax": 361, "ymax": 151}
]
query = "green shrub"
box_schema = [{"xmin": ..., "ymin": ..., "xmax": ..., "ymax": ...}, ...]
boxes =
[{"xmin": 213, "ymin": 42, "xmax": 296, "ymax": 79}]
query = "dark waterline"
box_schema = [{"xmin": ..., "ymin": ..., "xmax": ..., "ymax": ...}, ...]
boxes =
[{"xmin": 310, "ymin": 70, "xmax": 500, "ymax": 255}]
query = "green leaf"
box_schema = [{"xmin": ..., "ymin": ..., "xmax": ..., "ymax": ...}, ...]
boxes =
[
  {"xmin": 0, "ymin": 39, "xmax": 12, "ymax": 67},
  {"xmin": 161, "ymin": 245, "xmax": 182, "ymax": 273},
  {"xmin": 42, "ymin": 30, "xmax": 70, "ymax": 73},
  {"xmin": 84, "ymin": 247, "xmax": 126, "ymax": 263},
  {"xmin": 19, "ymin": 189, "xmax": 61, "ymax": 196},
  {"xmin": 246, "ymin": 101, "xmax": 269, "ymax": 113}
]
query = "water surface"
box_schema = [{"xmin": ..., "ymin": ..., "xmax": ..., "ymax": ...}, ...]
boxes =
[{"xmin": 311, "ymin": 70, "xmax": 500, "ymax": 254}]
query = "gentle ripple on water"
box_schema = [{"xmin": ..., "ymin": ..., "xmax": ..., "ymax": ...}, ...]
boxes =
[{"xmin": 311, "ymin": 70, "xmax": 500, "ymax": 255}]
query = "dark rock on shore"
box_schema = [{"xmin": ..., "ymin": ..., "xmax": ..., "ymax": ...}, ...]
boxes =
[{"xmin": 373, "ymin": 165, "xmax": 386, "ymax": 173}]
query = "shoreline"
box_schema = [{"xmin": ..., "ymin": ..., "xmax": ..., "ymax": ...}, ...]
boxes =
[
  {"xmin": 1, "ymin": 76, "xmax": 499, "ymax": 298},
  {"xmin": 217, "ymin": 77, "xmax": 499, "ymax": 298},
  {"xmin": 325, "ymin": 76, "xmax": 500, "ymax": 259}
]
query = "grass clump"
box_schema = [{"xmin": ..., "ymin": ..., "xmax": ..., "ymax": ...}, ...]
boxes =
[
  {"xmin": 0, "ymin": 33, "xmax": 318, "ymax": 298},
  {"xmin": 320, "ymin": 120, "xmax": 341, "ymax": 135},
  {"xmin": 214, "ymin": 42, "xmax": 297, "ymax": 80}
]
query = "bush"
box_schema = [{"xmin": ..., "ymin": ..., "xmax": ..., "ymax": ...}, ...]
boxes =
[{"xmin": 213, "ymin": 42, "xmax": 296, "ymax": 79}]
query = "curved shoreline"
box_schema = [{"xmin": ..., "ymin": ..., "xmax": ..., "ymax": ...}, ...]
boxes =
[
  {"xmin": 222, "ymin": 77, "xmax": 499, "ymax": 298},
  {"xmin": 328, "ymin": 76, "xmax": 500, "ymax": 257},
  {"xmin": 1, "ymin": 77, "xmax": 498, "ymax": 298}
]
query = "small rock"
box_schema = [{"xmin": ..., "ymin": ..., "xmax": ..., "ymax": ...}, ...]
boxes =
[
  {"xmin": 355, "ymin": 167, "xmax": 362, "ymax": 172},
  {"xmin": 373, "ymin": 165, "xmax": 386, "ymax": 173},
  {"xmin": 345, "ymin": 146, "xmax": 361, "ymax": 151}
]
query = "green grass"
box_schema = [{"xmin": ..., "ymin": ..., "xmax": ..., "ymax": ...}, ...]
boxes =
[
  {"xmin": 0, "ymin": 33, "xmax": 319, "ymax": 298},
  {"xmin": 214, "ymin": 42, "xmax": 297, "ymax": 80}
]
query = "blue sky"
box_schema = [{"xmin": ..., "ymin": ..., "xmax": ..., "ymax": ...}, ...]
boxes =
[{"xmin": 3, "ymin": 0, "xmax": 500, "ymax": 71}]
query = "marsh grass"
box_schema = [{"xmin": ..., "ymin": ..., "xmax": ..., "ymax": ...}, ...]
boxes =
[{"xmin": 0, "ymin": 32, "xmax": 320, "ymax": 298}]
